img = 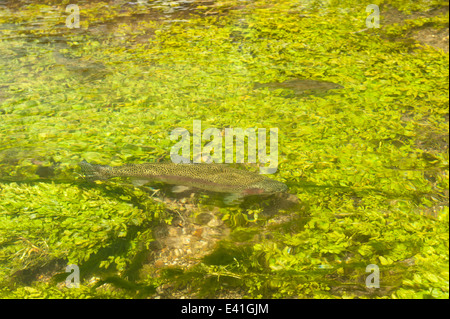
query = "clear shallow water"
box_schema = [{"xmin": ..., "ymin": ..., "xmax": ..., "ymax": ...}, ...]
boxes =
[{"xmin": 0, "ymin": 0, "xmax": 448, "ymax": 299}]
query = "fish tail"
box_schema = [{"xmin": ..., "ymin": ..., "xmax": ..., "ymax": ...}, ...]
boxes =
[{"xmin": 79, "ymin": 160, "xmax": 113, "ymax": 181}]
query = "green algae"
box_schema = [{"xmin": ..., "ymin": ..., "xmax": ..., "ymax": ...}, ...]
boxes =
[{"xmin": 0, "ymin": 0, "xmax": 448, "ymax": 298}]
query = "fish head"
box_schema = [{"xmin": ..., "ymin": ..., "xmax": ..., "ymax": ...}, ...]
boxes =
[{"xmin": 244, "ymin": 179, "xmax": 288, "ymax": 195}]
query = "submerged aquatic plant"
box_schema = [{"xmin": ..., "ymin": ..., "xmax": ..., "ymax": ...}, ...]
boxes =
[{"xmin": 0, "ymin": 0, "xmax": 448, "ymax": 298}]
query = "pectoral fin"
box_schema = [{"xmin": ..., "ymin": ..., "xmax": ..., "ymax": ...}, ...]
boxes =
[
  {"xmin": 171, "ymin": 185, "xmax": 192, "ymax": 193},
  {"xmin": 131, "ymin": 178, "xmax": 150, "ymax": 187},
  {"xmin": 223, "ymin": 193, "xmax": 244, "ymax": 205}
]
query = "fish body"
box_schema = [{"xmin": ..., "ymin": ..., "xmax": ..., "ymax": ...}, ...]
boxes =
[{"xmin": 79, "ymin": 161, "xmax": 287, "ymax": 199}]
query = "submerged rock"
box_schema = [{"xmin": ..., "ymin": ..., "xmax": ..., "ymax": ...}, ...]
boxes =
[
  {"xmin": 254, "ymin": 78, "xmax": 343, "ymax": 96},
  {"xmin": 53, "ymin": 50, "xmax": 108, "ymax": 80}
]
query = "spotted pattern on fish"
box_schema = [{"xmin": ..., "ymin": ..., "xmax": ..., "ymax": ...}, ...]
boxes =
[{"xmin": 79, "ymin": 160, "xmax": 287, "ymax": 195}]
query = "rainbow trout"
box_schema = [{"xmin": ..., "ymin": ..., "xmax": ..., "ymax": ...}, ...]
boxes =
[{"xmin": 79, "ymin": 160, "xmax": 287, "ymax": 203}]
